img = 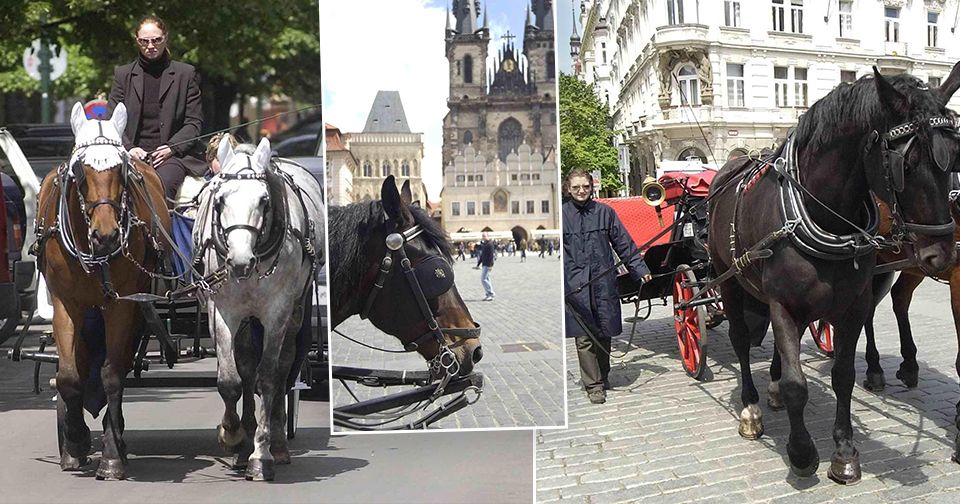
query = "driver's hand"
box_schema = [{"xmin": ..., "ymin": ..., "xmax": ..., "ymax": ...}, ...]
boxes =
[
  {"xmin": 151, "ymin": 145, "xmax": 173, "ymax": 167},
  {"xmin": 129, "ymin": 147, "xmax": 148, "ymax": 161}
]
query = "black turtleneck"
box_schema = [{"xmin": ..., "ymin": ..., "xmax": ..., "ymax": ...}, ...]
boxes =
[{"xmin": 136, "ymin": 51, "xmax": 169, "ymax": 152}]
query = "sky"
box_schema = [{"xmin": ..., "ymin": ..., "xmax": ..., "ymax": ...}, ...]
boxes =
[
  {"xmin": 557, "ymin": 0, "xmax": 576, "ymax": 74},
  {"xmin": 320, "ymin": 0, "xmax": 544, "ymax": 201}
]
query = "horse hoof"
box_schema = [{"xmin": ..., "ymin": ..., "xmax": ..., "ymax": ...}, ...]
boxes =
[
  {"xmin": 827, "ymin": 457, "xmax": 862, "ymax": 485},
  {"xmin": 245, "ymin": 458, "xmax": 275, "ymax": 481},
  {"xmin": 863, "ymin": 372, "xmax": 886, "ymax": 392},
  {"xmin": 952, "ymin": 451, "xmax": 960, "ymax": 465},
  {"xmin": 789, "ymin": 450, "xmax": 820, "ymax": 478},
  {"xmin": 60, "ymin": 453, "xmax": 89, "ymax": 471},
  {"xmin": 738, "ymin": 404, "xmax": 764, "ymax": 440},
  {"xmin": 218, "ymin": 424, "xmax": 246, "ymax": 454},
  {"xmin": 95, "ymin": 458, "xmax": 127, "ymax": 481},
  {"xmin": 272, "ymin": 449, "xmax": 291, "ymax": 465},
  {"xmin": 896, "ymin": 369, "xmax": 919, "ymax": 388}
]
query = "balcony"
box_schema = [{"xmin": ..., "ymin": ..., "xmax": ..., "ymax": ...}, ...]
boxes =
[{"xmin": 654, "ymin": 24, "xmax": 709, "ymax": 49}]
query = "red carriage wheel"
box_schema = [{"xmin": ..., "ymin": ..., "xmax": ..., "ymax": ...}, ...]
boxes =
[
  {"xmin": 704, "ymin": 287, "xmax": 725, "ymax": 329},
  {"xmin": 808, "ymin": 320, "xmax": 834, "ymax": 357},
  {"xmin": 673, "ymin": 266, "xmax": 708, "ymax": 380}
]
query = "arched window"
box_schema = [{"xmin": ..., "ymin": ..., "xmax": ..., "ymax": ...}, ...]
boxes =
[
  {"xmin": 463, "ymin": 130, "xmax": 473, "ymax": 145},
  {"xmin": 362, "ymin": 161, "xmax": 372, "ymax": 177},
  {"xmin": 676, "ymin": 64, "xmax": 700, "ymax": 106},
  {"xmin": 382, "ymin": 161, "xmax": 391, "ymax": 177},
  {"xmin": 678, "ymin": 147, "xmax": 707, "ymax": 164},
  {"xmin": 546, "ymin": 51, "xmax": 555, "ymax": 79},
  {"xmin": 497, "ymin": 118, "xmax": 523, "ymax": 163},
  {"xmin": 401, "ymin": 161, "xmax": 410, "ymax": 176},
  {"xmin": 464, "ymin": 54, "xmax": 473, "ymax": 84}
]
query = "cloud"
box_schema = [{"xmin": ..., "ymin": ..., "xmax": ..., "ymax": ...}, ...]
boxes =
[{"xmin": 321, "ymin": 0, "xmax": 448, "ymax": 200}]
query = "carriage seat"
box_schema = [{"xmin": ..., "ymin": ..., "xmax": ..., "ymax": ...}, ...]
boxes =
[{"xmin": 174, "ymin": 175, "xmax": 207, "ymax": 217}]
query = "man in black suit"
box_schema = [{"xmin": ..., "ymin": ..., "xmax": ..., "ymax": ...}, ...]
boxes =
[{"xmin": 108, "ymin": 15, "xmax": 205, "ymax": 204}]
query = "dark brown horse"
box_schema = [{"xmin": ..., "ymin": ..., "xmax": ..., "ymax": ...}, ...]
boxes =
[
  {"xmin": 709, "ymin": 67, "xmax": 960, "ymax": 484},
  {"xmin": 36, "ymin": 103, "xmax": 170, "ymax": 479}
]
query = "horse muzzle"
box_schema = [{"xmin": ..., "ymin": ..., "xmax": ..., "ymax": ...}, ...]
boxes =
[
  {"xmin": 226, "ymin": 255, "xmax": 256, "ymax": 280},
  {"xmin": 90, "ymin": 228, "xmax": 120, "ymax": 256}
]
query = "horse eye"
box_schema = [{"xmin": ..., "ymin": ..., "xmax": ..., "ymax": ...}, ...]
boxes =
[{"xmin": 260, "ymin": 195, "xmax": 270, "ymax": 207}]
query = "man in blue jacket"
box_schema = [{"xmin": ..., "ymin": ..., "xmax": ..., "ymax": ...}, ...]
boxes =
[
  {"xmin": 477, "ymin": 232, "xmax": 496, "ymax": 301},
  {"xmin": 563, "ymin": 169, "xmax": 651, "ymax": 404}
]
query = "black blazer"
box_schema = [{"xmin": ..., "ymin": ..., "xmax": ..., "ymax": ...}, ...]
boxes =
[{"xmin": 108, "ymin": 58, "xmax": 206, "ymax": 176}]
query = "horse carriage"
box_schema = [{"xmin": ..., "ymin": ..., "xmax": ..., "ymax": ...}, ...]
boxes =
[{"xmin": 2, "ymin": 103, "xmax": 327, "ymax": 481}]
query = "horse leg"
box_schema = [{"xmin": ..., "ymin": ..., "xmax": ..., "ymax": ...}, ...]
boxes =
[
  {"xmin": 234, "ymin": 322, "xmax": 258, "ymax": 469},
  {"xmin": 769, "ymin": 301, "xmax": 818, "ymax": 477},
  {"xmin": 721, "ymin": 281, "xmax": 765, "ymax": 439},
  {"xmin": 864, "ymin": 271, "xmax": 895, "ymax": 391},
  {"xmin": 891, "ymin": 272, "xmax": 924, "ymax": 388},
  {"xmin": 768, "ymin": 348, "xmax": 784, "ymax": 411},
  {"xmin": 210, "ymin": 302, "xmax": 246, "ymax": 458},
  {"xmin": 246, "ymin": 316, "xmax": 292, "ymax": 481},
  {"xmin": 949, "ymin": 267, "xmax": 960, "ymax": 463},
  {"xmin": 52, "ymin": 296, "xmax": 92, "ymax": 470},
  {"xmin": 827, "ymin": 294, "xmax": 871, "ymax": 485},
  {"xmin": 269, "ymin": 331, "xmax": 298, "ymax": 465},
  {"xmin": 96, "ymin": 303, "xmax": 138, "ymax": 480}
]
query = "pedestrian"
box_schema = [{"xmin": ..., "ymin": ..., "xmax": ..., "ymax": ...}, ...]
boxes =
[
  {"xmin": 456, "ymin": 241, "xmax": 466, "ymax": 261},
  {"xmin": 108, "ymin": 15, "xmax": 206, "ymax": 206},
  {"xmin": 477, "ymin": 232, "xmax": 496, "ymax": 301},
  {"xmin": 538, "ymin": 238, "xmax": 546, "ymax": 258},
  {"xmin": 563, "ymin": 168, "xmax": 651, "ymax": 405},
  {"xmin": 520, "ymin": 239, "xmax": 527, "ymax": 262},
  {"xmin": 548, "ymin": 240, "xmax": 555, "ymax": 256}
]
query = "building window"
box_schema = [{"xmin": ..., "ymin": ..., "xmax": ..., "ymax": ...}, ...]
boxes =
[
  {"xmin": 467, "ymin": 175, "xmax": 474, "ymax": 182},
  {"xmin": 547, "ymin": 51, "xmax": 555, "ymax": 79},
  {"xmin": 476, "ymin": 174, "xmax": 484, "ymax": 182},
  {"xmin": 601, "ymin": 42, "xmax": 607, "ymax": 64},
  {"xmin": 885, "ymin": 8, "xmax": 899, "ymax": 42},
  {"xmin": 928, "ymin": 11, "xmax": 939, "ymax": 47},
  {"xmin": 541, "ymin": 200, "xmax": 550, "ymax": 213},
  {"xmin": 455, "ymin": 174, "xmax": 465, "ymax": 183},
  {"xmin": 467, "ymin": 201, "xmax": 476, "ymax": 216},
  {"xmin": 511, "ymin": 174, "xmax": 518, "ymax": 181},
  {"xmin": 362, "ymin": 161, "xmax": 372, "ymax": 177},
  {"xmin": 521, "ymin": 173, "xmax": 531, "ymax": 181},
  {"xmin": 667, "ymin": 0, "xmax": 683, "ymax": 25},
  {"xmin": 678, "ymin": 147, "xmax": 707, "ymax": 163},
  {"xmin": 774, "ymin": 66, "xmax": 789, "ymax": 107},
  {"xmin": 724, "ymin": 1, "xmax": 740, "ymax": 27},
  {"xmin": 456, "ymin": 60, "xmax": 461, "ymax": 76},
  {"xmin": 526, "ymin": 200, "xmax": 535, "ymax": 214},
  {"xmin": 533, "ymin": 173, "xmax": 540, "ymax": 180},
  {"xmin": 841, "ymin": 70, "xmax": 857, "ymax": 83},
  {"xmin": 497, "ymin": 117, "xmax": 523, "ymax": 162},
  {"xmin": 511, "ymin": 201, "xmax": 520, "ymax": 214},
  {"xmin": 794, "ymin": 67, "xmax": 808, "ymax": 107},
  {"xmin": 401, "ymin": 161, "xmax": 410, "ymax": 176},
  {"xmin": 839, "ymin": 1, "xmax": 852, "ymax": 37},
  {"xmin": 464, "ymin": 54, "xmax": 473, "ymax": 84},
  {"xmin": 773, "ymin": 0, "xmax": 803, "ymax": 33},
  {"xmin": 726, "ymin": 63, "xmax": 745, "ymax": 107},
  {"xmin": 451, "ymin": 202, "xmax": 461, "ymax": 216},
  {"xmin": 481, "ymin": 201, "xmax": 491, "ymax": 215},
  {"xmin": 676, "ymin": 64, "xmax": 700, "ymax": 106},
  {"xmin": 382, "ymin": 161, "xmax": 392, "ymax": 177},
  {"xmin": 463, "ymin": 130, "xmax": 473, "ymax": 145},
  {"xmin": 930, "ymin": 76, "xmax": 942, "ymax": 88}
]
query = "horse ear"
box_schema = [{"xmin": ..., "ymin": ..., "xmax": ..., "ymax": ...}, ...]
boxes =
[
  {"xmin": 218, "ymin": 134, "xmax": 235, "ymax": 170},
  {"xmin": 253, "ymin": 137, "xmax": 272, "ymax": 168},
  {"xmin": 70, "ymin": 102, "xmax": 87, "ymax": 135},
  {"xmin": 873, "ymin": 66, "xmax": 909, "ymax": 116},
  {"xmin": 936, "ymin": 61, "xmax": 960, "ymax": 106},
  {"xmin": 381, "ymin": 175, "xmax": 402, "ymax": 219},
  {"xmin": 400, "ymin": 180, "xmax": 413, "ymax": 207},
  {"xmin": 110, "ymin": 103, "xmax": 127, "ymax": 136}
]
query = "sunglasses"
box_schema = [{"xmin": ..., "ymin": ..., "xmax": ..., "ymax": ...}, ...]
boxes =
[
  {"xmin": 136, "ymin": 36, "xmax": 166, "ymax": 47},
  {"xmin": 569, "ymin": 185, "xmax": 592, "ymax": 192}
]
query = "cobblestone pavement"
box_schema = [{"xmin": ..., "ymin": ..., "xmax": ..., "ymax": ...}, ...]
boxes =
[
  {"xmin": 332, "ymin": 254, "xmax": 566, "ymax": 430},
  {"xmin": 537, "ymin": 280, "xmax": 960, "ymax": 503}
]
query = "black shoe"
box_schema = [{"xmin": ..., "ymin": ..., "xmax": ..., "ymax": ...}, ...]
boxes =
[{"xmin": 587, "ymin": 390, "xmax": 606, "ymax": 404}]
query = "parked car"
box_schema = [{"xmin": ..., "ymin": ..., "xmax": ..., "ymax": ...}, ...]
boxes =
[
  {"xmin": 4, "ymin": 123, "xmax": 74, "ymax": 180},
  {"xmin": 269, "ymin": 112, "xmax": 323, "ymax": 145}
]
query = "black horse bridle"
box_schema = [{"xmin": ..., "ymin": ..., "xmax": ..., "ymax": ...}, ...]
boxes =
[{"xmin": 358, "ymin": 220, "xmax": 481, "ymax": 379}]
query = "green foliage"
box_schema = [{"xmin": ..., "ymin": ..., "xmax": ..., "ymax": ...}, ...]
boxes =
[
  {"xmin": 558, "ymin": 72, "xmax": 621, "ymax": 193},
  {"xmin": 0, "ymin": 1, "xmax": 320, "ymax": 105}
]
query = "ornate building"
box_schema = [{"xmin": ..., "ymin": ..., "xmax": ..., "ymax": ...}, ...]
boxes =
[
  {"xmin": 441, "ymin": 0, "xmax": 560, "ymax": 235},
  {"xmin": 330, "ymin": 91, "xmax": 426, "ymax": 205},
  {"xmin": 574, "ymin": 0, "xmax": 960, "ymax": 196}
]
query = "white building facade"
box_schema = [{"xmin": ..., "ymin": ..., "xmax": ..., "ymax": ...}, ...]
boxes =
[{"xmin": 575, "ymin": 0, "xmax": 960, "ymax": 195}]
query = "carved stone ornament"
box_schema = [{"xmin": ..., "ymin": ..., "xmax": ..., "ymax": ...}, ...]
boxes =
[
  {"xmin": 884, "ymin": 0, "xmax": 906, "ymax": 8},
  {"xmin": 657, "ymin": 48, "xmax": 713, "ymax": 110},
  {"xmin": 925, "ymin": 0, "xmax": 946, "ymax": 13}
]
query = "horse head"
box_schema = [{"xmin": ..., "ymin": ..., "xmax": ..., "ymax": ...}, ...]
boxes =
[
  {"xmin": 212, "ymin": 137, "xmax": 278, "ymax": 279},
  {"xmin": 864, "ymin": 64, "xmax": 960, "ymax": 273},
  {"xmin": 68, "ymin": 102, "xmax": 130, "ymax": 257},
  {"xmin": 363, "ymin": 176, "xmax": 483, "ymax": 378}
]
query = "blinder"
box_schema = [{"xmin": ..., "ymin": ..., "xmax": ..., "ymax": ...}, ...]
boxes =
[{"xmin": 413, "ymin": 254, "xmax": 455, "ymax": 299}]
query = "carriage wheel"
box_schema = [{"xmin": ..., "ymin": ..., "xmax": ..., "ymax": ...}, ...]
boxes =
[
  {"xmin": 673, "ymin": 267, "xmax": 708, "ymax": 380},
  {"xmin": 704, "ymin": 287, "xmax": 725, "ymax": 329},
  {"xmin": 808, "ymin": 321, "xmax": 834, "ymax": 357}
]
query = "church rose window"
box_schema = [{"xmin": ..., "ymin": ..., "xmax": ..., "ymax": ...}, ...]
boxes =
[{"xmin": 498, "ymin": 117, "xmax": 523, "ymax": 162}]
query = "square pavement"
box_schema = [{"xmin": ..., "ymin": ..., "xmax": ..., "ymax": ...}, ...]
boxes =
[
  {"xmin": 538, "ymin": 280, "xmax": 960, "ymax": 503},
  {"xmin": 332, "ymin": 253, "xmax": 567, "ymax": 430}
]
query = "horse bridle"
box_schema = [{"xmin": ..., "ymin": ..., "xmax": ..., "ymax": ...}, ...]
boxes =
[
  {"xmin": 359, "ymin": 220, "xmax": 481, "ymax": 378},
  {"xmin": 867, "ymin": 116, "xmax": 958, "ymax": 238}
]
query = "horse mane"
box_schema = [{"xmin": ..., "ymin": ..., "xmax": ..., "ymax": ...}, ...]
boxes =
[
  {"xmin": 794, "ymin": 73, "xmax": 951, "ymax": 155},
  {"xmin": 329, "ymin": 200, "xmax": 452, "ymax": 299}
]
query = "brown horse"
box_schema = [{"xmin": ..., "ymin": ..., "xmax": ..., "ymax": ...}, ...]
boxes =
[{"xmin": 36, "ymin": 103, "xmax": 170, "ymax": 479}]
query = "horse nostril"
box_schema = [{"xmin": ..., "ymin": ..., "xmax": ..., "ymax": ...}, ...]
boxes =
[{"xmin": 472, "ymin": 346, "xmax": 483, "ymax": 363}]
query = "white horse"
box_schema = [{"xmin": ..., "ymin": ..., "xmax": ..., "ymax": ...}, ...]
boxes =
[{"xmin": 194, "ymin": 138, "xmax": 324, "ymax": 481}]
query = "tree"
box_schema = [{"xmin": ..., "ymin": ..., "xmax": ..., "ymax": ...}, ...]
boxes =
[
  {"xmin": 0, "ymin": 1, "xmax": 321, "ymax": 130},
  {"xmin": 558, "ymin": 73, "xmax": 622, "ymax": 194}
]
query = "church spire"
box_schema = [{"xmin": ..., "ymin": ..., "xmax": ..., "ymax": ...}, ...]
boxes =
[
  {"xmin": 570, "ymin": 4, "xmax": 579, "ymax": 40},
  {"xmin": 453, "ymin": 0, "xmax": 479, "ymax": 34},
  {"xmin": 482, "ymin": 0, "xmax": 488, "ymax": 30},
  {"xmin": 525, "ymin": 2, "xmax": 534, "ymax": 28}
]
